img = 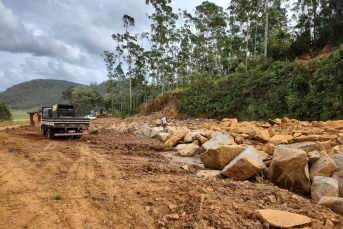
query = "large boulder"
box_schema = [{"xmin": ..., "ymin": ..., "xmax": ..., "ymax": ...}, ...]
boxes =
[
  {"xmin": 255, "ymin": 209, "xmax": 311, "ymax": 228},
  {"xmin": 210, "ymin": 132, "xmax": 230, "ymax": 145},
  {"xmin": 295, "ymin": 135, "xmax": 320, "ymax": 142},
  {"xmin": 332, "ymin": 171, "xmax": 343, "ymax": 197},
  {"xmin": 116, "ymin": 125, "xmax": 127, "ymax": 133},
  {"xmin": 309, "ymin": 155, "xmax": 337, "ymax": 181},
  {"xmin": 330, "ymin": 154, "xmax": 343, "ymax": 171},
  {"xmin": 195, "ymin": 134, "xmax": 208, "ymax": 144},
  {"xmin": 128, "ymin": 122, "xmax": 139, "ymax": 131},
  {"xmin": 184, "ymin": 131, "xmax": 200, "ymax": 143},
  {"xmin": 289, "ymin": 142, "xmax": 323, "ymax": 153},
  {"xmin": 202, "ymin": 121, "xmax": 218, "ymax": 130},
  {"xmin": 311, "ymin": 176, "xmax": 339, "ymax": 203},
  {"xmin": 267, "ymin": 145, "xmax": 311, "ymax": 194},
  {"xmin": 165, "ymin": 130, "xmax": 188, "ymax": 147},
  {"xmin": 263, "ymin": 143, "xmax": 275, "ymax": 155},
  {"xmin": 178, "ymin": 144, "xmax": 202, "ymax": 157},
  {"xmin": 253, "ymin": 129, "xmax": 270, "ymax": 143},
  {"xmin": 150, "ymin": 127, "xmax": 163, "ymax": 138},
  {"xmin": 142, "ymin": 127, "xmax": 151, "ymax": 137},
  {"xmin": 200, "ymin": 145, "xmax": 246, "ymax": 170},
  {"xmin": 158, "ymin": 133, "xmax": 170, "ymax": 142},
  {"xmin": 318, "ymin": 197, "xmax": 343, "ymax": 214},
  {"xmin": 166, "ymin": 126, "xmax": 176, "ymax": 134},
  {"xmin": 268, "ymin": 135, "xmax": 292, "ymax": 145},
  {"xmin": 221, "ymin": 147, "xmax": 266, "ymax": 180},
  {"xmin": 202, "ymin": 141, "xmax": 220, "ymax": 151},
  {"xmin": 176, "ymin": 144, "xmax": 188, "ymax": 150}
]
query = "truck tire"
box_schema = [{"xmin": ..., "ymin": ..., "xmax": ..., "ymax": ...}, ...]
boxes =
[
  {"xmin": 41, "ymin": 126, "xmax": 46, "ymax": 135},
  {"xmin": 47, "ymin": 128, "xmax": 54, "ymax": 139}
]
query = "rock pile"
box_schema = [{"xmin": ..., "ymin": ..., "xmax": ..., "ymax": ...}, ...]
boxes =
[{"xmin": 116, "ymin": 117, "xmax": 343, "ymax": 212}]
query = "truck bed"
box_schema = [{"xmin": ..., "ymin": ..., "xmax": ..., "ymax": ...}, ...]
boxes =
[{"xmin": 41, "ymin": 117, "xmax": 90, "ymax": 126}]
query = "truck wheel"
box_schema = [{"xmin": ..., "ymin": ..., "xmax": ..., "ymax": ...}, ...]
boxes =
[
  {"xmin": 47, "ymin": 128, "xmax": 53, "ymax": 139},
  {"xmin": 41, "ymin": 126, "xmax": 46, "ymax": 135}
]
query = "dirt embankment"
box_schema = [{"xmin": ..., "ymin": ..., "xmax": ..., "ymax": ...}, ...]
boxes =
[
  {"xmin": 1, "ymin": 118, "xmax": 342, "ymax": 229},
  {"xmin": 140, "ymin": 92, "xmax": 181, "ymax": 119}
]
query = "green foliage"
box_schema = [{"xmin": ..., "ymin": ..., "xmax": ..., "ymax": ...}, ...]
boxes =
[
  {"xmin": 0, "ymin": 99, "xmax": 12, "ymax": 121},
  {"xmin": 178, "ymin": 47, "xmax": 343, "ymax": 121},
  {"xmin": 61, "ymin": 86, "xmax": 105, "ymax": 116},
  {"xmin": 235, "ymin": 62, "xmax": 246, "ymax": 73}
]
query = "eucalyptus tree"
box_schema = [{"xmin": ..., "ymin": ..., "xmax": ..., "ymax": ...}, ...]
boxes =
[
  {"xmin": 146, "ymin": 0, "xmax": 175, "ymax": 92},
  {"xmin": 122, "ymin": 14, "xmax": 135, "ymax": 109},
  {"xmin": 228, "ymin": 0, "xmax": 261, "ymax": 71},
  {"xmin": 110, "ymin": 33, "xmax": 125, "ymax": 110},
  {"xmin": 102, "ymin": 51, "xmax": 116, "ymax": 113}
]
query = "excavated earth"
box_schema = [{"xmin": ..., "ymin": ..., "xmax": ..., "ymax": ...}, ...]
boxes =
[{"xmin": 1, "ymin": 117, "xmax": 343, "ymax": 229}]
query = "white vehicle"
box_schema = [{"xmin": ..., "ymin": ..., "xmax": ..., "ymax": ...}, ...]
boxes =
[{"xmin": 84, "ymin": 115, "xmax": 97, "ymax": 120}]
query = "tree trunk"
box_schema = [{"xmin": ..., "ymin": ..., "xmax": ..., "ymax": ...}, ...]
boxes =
[
  {"xmin": 129, "ymin": 68, "xmax": 132, "ymax": 109},
  {"xmin": 264, "ymin": 0, "xmax": 269, "ymax": 63},
  {"xmin": 245, "ymin": 19, "xmax": 249, "ymax": 71}
]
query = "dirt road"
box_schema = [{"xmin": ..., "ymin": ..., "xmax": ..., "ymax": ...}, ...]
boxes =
[
  {"xmin": 0, "ymin": 120, "xmax": 342, "ymax": 228},
  {"xmin": 0, "ymin": 125, "xmax": 22, "ymax": 131}
]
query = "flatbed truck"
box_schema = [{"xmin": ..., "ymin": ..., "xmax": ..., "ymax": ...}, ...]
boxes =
[{"xmin": 40, "ymin": 104, "xmax": 90, "ymax": 139}]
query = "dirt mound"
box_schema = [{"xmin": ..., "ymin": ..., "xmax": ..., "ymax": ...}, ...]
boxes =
[{"xmin": 141, "ymin": 92, "xmax": 180, "ymax": 117}]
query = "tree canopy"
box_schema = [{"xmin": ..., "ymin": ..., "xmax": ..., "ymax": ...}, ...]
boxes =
[{"xmin": 0, "ymin": 99, "xmax": 12, "ymax": 121}]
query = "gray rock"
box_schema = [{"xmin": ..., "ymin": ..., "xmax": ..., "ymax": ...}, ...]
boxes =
[
  {"xmin": 142, "ymin": 127, "xmax": 151, "ymax": 137},
  {"xmin": 330, "ymin": 154, "xmax": 343, "ymax": 171},
  {"xmin": 184, "ymin": 131, "xmax": 200, "ymax": 143},
  {"xmin": 150, "ymin": 127, "xmax": 163, "ymax": 138},
  {"xmin": 311, "ymin": 176, "xmax": 339, "ymax": 203},
  {"xmin": 288, "ymin": 142, "xmax": 323, "ymax": 153},
  {"xmin": 178, "ymin": 144, "xmax": 202, "ymax": 157},
  {"xmin": 202, "ymin": 141, "xmax": 220, "ymax": 151}
]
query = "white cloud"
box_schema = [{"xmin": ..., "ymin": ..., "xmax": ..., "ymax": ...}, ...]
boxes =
[{"xmin": 0, "ymin": 0, "xmax": 229, "ymax": 92}]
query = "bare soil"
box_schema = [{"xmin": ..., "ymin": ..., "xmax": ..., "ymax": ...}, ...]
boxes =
[{"xmin": 1, "ymin": 118, "xmax": 342, "ymax": 229}]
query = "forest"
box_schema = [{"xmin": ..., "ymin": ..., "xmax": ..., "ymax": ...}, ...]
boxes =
[{"xmin": 101, "ymin": 0, "xmax": 343, "ymax": 120}]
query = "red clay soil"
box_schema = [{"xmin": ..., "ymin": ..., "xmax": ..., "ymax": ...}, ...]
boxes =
[
  {"xmin": 1, "ymin": 118, "xmax": 342, "ymax": 228},
  {"xmin": 141, "ymin": 93, "xmax": 180, "ymax": 118}
]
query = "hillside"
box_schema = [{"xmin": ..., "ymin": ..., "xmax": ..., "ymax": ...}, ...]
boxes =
[{"xmin": 0, "ymin": 79, "xmax": 86, "ymax": 110}]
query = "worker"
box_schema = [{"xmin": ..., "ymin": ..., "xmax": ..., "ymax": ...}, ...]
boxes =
[{"xmin": 161, "ymin": 116, "xmax": 167, "ymax": 133}]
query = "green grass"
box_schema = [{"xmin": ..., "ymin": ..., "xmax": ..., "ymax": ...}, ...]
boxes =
[
  {"xmin": 10, "ymin": 110, "xmax": 30, "ymax": 120},
  {"xmin": 0, "ymin": 119, "xmax": 30, "ymax": 127},
  {"xmin": 18, "ymin": 125, "xmax": 38, "ymax": 129},
  {"xmin": 0, "ymin": 110, "xmax": 30, "ymax": 126}
]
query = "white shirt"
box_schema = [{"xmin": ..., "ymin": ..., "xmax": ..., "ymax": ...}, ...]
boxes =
[{"xmin": 161, "ymin": 117, "xmax": 167, "ymax": 125}]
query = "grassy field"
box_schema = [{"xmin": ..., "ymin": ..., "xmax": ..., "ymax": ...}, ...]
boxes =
[
  {"xmin": 11, "ymin": 110, "xmax": 30, "ymax": 119},
  {"xmin": 0, "ymin": 110, "xmax": 30, "ymax": 127}
]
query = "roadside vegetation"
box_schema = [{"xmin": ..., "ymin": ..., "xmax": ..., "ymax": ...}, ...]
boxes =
[
  {"xmin": 100, "ymin": 0, "xmax": 343, "ymax": 121},
  {"xmin": 0, "ymin": 99, "xmax": 12, "ymax": 122},
  {"xmin": 178, "ymin": 45, "xmax": 343, "ymax": 121}
]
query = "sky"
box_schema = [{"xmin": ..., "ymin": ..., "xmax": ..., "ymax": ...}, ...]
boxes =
[{"xmin": 0, "ymin": 0, "xmax": 228, "ymax": 92}]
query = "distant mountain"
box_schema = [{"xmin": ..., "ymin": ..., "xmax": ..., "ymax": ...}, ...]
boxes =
[{"xmin": 0, "ymin": 79, "xmax": 86, "ymax": 110}]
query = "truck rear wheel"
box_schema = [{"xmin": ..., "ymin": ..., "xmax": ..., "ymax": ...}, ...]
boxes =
[
  {"xmin": 41, "ymin": 126, "xmax": 46, "ymax": 135},
  {"xmin": 47, "ymin": 128, "xmax": 54, "ymax": 139}
]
